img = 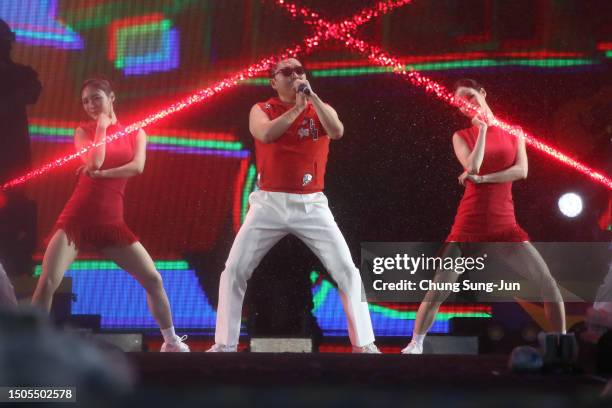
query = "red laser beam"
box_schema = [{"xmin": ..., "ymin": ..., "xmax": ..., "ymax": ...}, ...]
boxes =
[
  {"xmin": 341, "ymin": 35, "xmax": 612, "ymax": 189},
  {"xmin": 1, "ymin": 37, "xmax": 321, "ymax": 190},
  {"xmin": 2, "ymin": 1, "xmax": 408, "ymax": 190},
  {"xmin": 273, "ymin": 0, "xmax": 612, "ymax": 190},
  {"xmin": 3, "ymin": 0, "xmax": 610, "ymax": 191}
]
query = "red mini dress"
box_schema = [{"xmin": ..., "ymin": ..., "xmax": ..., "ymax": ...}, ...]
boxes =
[
  {"xmin": 447, "ymin": 125, "xmax": 529, "ymax": 243},
  {"xmin": 53, "ymin": 122, "xmax": 138, "ymax": 250}
]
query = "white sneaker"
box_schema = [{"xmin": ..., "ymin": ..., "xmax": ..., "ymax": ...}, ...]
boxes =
[
  {"xmin": 206, "ymin": 343, "xmax": 237, "ymax": 352},
  {"xmin": 352, "ymin": 342, "xmax": 381, "ymax": 354},
  {"xmin": 161, "ymin": 335, "xmax": 190, "ymax": 352},
  {"xmin": 401, "ymin": 341, "xmax": 423, "ymax": 354}
]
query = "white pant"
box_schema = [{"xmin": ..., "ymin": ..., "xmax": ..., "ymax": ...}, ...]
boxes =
[{"xmin": 214, "ymin": 190, "xmax": 375, "ymax": 347}]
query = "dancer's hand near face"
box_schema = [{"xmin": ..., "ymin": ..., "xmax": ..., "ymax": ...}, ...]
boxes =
[
  {"xmin": 97, "ymin": 112, "xmax": 113, "ymax": 129},
  {"xmin": 471, "ymin": 112, "xmax": 488, "ymax": 129}
]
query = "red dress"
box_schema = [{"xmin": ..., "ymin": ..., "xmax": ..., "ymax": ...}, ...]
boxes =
[
  {"xmin": 446, "ymin": 125, "xmax": 529, "ymax": 243},
  {"xmin": 53, "ymin": 122, "xmax": 138, "ymax": 250}
]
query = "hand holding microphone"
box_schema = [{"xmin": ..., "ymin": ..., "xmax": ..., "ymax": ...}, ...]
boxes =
[
  {"xmin": 294, "ymin": 79, "xmax": 314, "ymax": 97},
  {"xmin": 293, "ymin": 79, "xmax": 312, "ymax": 110},
  {"xmin": 297, "ymin": 83, "xmax": 311, "ymax": 96}
]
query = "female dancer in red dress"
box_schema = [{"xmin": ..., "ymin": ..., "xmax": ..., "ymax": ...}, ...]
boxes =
[
  {"xmin": 32, "ymin": 78, "xmax": 188, "ymax": 352},
  {"xmin": 402, "ymin": 79, "xmax": 566, "ymax": 354}
]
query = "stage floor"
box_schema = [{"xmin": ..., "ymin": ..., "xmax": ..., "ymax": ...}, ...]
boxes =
[{"xmin": 124, "ymin": 352, "xmax": 607, "ymax": 407}]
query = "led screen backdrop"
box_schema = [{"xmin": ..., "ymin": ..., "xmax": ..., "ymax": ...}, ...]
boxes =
[{"xmin": 2, "ymin": 0, "xmax": 610, "ymax": 335}]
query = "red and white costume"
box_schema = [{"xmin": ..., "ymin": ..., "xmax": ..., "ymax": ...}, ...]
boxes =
[{"xmin": 214, "ymin": 97, "xmax": 375, "ymax": 347}]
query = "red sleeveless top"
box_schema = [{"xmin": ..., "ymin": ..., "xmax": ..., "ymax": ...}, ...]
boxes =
[
  {"xmin": 54, "ymin": 122, "xmax": 138, "ymax": 250},
  {"xmin": 254, "ymin": 97, "xmax": 329, "ymax": 194},
  {"xmin": 447, "ymin": 126, "xmax": 529, "ymax": 242}
]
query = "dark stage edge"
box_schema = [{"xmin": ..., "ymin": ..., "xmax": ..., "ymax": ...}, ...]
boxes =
[{"xmin": 126, "ymin": 353, "xmax": 605, "ymax": 395}]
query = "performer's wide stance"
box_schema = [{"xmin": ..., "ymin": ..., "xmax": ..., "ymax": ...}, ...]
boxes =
[{"xmin": 208, "ymin": 58, "xmax": 379, "ymax": 353}]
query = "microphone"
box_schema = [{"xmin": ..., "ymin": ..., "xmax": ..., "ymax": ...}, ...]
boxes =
[{"xmin": 297, "ymin": 83, "xmax": 311, "ymax": 96}]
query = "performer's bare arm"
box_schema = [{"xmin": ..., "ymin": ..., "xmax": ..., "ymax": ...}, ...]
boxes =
[
  {"xmin": 294, "ymin": 79, "xmax": 344, "ymax": 139},
  {"xmin": 249, "ymin": 103, "xmax": 305, "ymax": 144}
]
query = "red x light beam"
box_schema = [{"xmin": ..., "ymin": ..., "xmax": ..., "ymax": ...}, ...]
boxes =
[
  {"xmin": 3, "ymin": 0, "xmax": 610, "ymax": 191},
  {"xmin": 2, "ymin": 0, "xmax": 407, "ymax": 190},
  {"xmin": 273, "ymin": 0, "xmax": 612, "ymax": 190},
  {"xmin": 2, "ymin": 39, "xmax": 315, "ymax": 190}
]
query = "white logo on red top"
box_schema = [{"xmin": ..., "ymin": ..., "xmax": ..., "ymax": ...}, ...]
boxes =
[{"xmin": 298, "ymin": 118, "xmax": 319, "ymax": 141}]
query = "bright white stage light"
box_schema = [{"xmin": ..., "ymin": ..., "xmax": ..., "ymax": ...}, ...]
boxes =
[{"xmin": 558, "ymin": 192, "xmax": 583, "ymax": 218}]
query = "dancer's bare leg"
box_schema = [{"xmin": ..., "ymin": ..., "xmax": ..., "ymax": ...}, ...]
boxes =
[
  {"xmin": 402, "ymin": 243, "xmax": 463, "ymax": 354},
  {"xmin": 32, "ymin": 230, "xmax": 77, "ymax": 311},
  {"xmin": 413, "ymin": 243, "xmax": 463, "ymax": 335},
  {"xmin": 101, "ymin": 242, "xmax": 173, "ymax": 329},
  {"xmin": 101, "ymin": 242, "xmax": 188, "ymax": 351},
  {"xmin": 504, "ymin": 242, "xmax": 566, "ymax": 333}
]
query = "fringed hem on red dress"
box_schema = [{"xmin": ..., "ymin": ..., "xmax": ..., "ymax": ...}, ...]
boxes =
[{"xmin": 50, "ymin": 222, "xmax": 138, "ymax": 251}]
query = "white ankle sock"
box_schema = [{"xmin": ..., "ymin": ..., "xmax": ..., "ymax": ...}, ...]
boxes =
[
  {"xmin": 412, "ymin": 333, "xmax": 426, "ymax": 347},
  {"xmin": 161, "ymin": 326, "xmax": 177, "ymax": 343}
]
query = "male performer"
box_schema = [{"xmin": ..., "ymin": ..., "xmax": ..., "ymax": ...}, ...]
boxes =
[{"xmin": 208, "ymin": 58, "xmax": 379, "ymax": 353}]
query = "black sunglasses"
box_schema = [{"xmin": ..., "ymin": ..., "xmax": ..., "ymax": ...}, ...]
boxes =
[{"xmin": 273, "ymin": 66, "xmax": 306, "ymax": 77}]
